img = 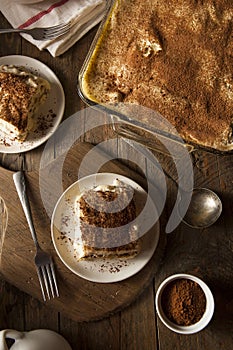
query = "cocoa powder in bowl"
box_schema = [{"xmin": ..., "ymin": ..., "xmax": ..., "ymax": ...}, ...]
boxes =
[{"xmin": 161, "ymin": 278, "xmax": 206, "ymax": 326}]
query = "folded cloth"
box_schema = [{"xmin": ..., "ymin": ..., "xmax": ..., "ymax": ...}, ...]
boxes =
[{"xmin": 0, "ymin": 0, "xmax": 106, "ymax": 57}]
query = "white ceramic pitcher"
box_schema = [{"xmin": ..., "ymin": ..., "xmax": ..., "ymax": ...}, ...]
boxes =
[{"xmin": 0, "ymin": 329, "xmax": 72, "ymax": 350}]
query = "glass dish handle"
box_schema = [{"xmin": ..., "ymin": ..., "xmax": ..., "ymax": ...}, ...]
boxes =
[{"xmin": 113, "ymin": 121, "xmax": 195, "ymax": 157}]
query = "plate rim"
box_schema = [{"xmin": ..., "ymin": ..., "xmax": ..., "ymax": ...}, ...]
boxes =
[
  {"xmin": 51, "ymin": 172, "xmax": 160, "ymax": 283},
  {"xmin": 0, "ymin": 54, "xmax": 65, "ymax": 153}
]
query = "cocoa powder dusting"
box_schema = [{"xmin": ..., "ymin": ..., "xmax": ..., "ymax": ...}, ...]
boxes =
[
  {"xmin": 161, "ymin": 278, "xmax": 206, "ymax": 326},
  {"xmin": 84, "ymin": 0, "xmax": 233, "ymax": 150}
]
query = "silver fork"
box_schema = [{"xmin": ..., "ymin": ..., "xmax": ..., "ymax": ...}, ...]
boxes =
[
  {"xmin": 0, "ymin": 22, "xmax": 70, "ymax": 41},
  {"xmin": 13, "ymin": 171, "xmax": 59, "ymax": 301}
]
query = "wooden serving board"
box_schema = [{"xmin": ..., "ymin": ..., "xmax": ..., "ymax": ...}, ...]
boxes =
[{"xmin": 0, "ymin": 142, "xmax": 165, "ymax": 322}]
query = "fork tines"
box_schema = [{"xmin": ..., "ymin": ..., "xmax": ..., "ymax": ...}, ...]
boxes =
[
  {"xmin": 36, "ymin": 260, "xmax": 59, "ymax": 301},
  {"xmin": 42, "ymin": 22, "xmax": 71, "ymax": 39}
]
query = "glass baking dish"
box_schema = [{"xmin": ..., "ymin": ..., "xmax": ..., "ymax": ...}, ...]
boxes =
[{"xmin": 77, "ymin": 0, "xmax": 233, "ymax": 156}]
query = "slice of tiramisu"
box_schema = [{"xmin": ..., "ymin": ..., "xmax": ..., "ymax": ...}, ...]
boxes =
[
  {"xmin": 76, "ymin": 179, "xmax": 141, "ymax": 260},
  {"xmin": 0, "ymin": 64, "xmax": 50, "ymax": 141}
]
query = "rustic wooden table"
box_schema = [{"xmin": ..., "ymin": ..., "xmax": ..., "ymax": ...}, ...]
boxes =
[{"xmin": 0, "ymin": 11, "xmax": 233, "ymax": 350}]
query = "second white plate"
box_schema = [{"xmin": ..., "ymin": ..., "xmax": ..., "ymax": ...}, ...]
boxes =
[
  {"xmin": 0, "ymin": 55, "xmax": 65, "ymax": 153},
  {"xmin": 51, "ymin": 173, "xmax": 160, "ymax": 283}
]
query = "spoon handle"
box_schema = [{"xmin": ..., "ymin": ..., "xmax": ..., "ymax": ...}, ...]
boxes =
[
  {"xmin": 122, "ymin": 137, "xmax": 194, "ymax": 233},
  {"xmin": 123, "ymin": 137, "xmax": 179, "ymax": 187}
]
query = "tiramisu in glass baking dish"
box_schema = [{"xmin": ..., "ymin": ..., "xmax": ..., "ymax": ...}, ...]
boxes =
[{"xmin": 78, "ymin": 0, "xmax": 233, "ymax": 154}]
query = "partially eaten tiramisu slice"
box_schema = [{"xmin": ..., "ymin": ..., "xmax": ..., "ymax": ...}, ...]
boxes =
[
  {"xmin": 77, "ymin": 179, "xmax": 141, "ymax": 260},
  {"xmin": 0, "ymin": 64, "xmax": 50, "ymax": 141}
]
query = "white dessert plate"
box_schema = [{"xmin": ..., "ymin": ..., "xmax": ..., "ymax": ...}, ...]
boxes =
[
  {"xmin": 0, "ymin": 55, "xmax": 65, "ymax": 153},
  {"xmin": 51, "ymin": 172, "xmax": 160, "ymax": 283}
]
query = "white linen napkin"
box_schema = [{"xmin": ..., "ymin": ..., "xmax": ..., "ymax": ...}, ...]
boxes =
[{"xmin": 0, "ymin": 0, "xmax": 106, "ymax": 57}]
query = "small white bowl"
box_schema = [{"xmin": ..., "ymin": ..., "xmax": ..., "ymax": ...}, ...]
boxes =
[{"xmin": 155, "ymin": 273, "xmax": 215, "ymax": 334}]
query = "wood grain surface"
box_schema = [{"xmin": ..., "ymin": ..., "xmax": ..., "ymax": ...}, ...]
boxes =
[{"xmin": 0, "ymin": 142, "xmax": 166, "ymax": 322}]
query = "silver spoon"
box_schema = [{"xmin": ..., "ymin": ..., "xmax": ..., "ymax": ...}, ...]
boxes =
[
  {"xmin": 179, "ymin": 187, "xmax": 222, "ymax": 228},
  {"xmin": 122, "ymin": 138, "xmax": 222, "ymax": 229}
]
